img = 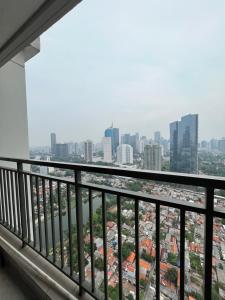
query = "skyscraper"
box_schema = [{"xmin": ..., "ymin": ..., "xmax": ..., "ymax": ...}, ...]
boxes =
[
  {"xmin": 218, "ymin": 138, "xmax": 225, "ymax": 153},
  {"xmin": 170, "ymin": 114, "xmax": 198, "ymax": 174},
  {"xmin": 84, "ymin": 140, "xmax": 93, "ymax": 162},
  {"xmin": 121, "ymin": 134, "xmax": 131, "ymax": 145},
  {"xmin": 104, "ymin": 125, "xmax": 119, "ymax": 156},
  {"xmin": 102, "ymin": 137, "xmax": 112, "ymax": 163},
  {"xmin": 117, "ymin": 144, "xmax": 133, "ymax": 165},
  {"xmin": 130, "ymin": 133, "xmax": 140, "ymax": 153},
  {"xmin": 50, "ymin": 133, "xmax": 56, "ymax": 155},
  {"xmin": 154, "ymin": 131, "xmax": 161, "ymax": 145},
  {"xmin": 121, "ymin": 133, "xmax": 140, "ymax": 153},
  {"xmin": 143, "ymin": 144, "xmax": 162, "ymax": 171},
  {"xmin": 54, "ymin": 143, "xmax": 69, "ymax": 158},
  {"xmin": 139, "ymin": 136, "xmax": 148, "ymax": 153}
]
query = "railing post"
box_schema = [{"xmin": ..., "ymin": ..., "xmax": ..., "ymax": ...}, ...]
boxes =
[
  {"xmin": 74, "ymin": 170, "xmax": 84, "ymax": 295},
  {"xmin": 204, "ymin": 186, "xmax": 214, "ymax": 300},
  {"xmin": 17, "ymin": 162, "xmax": 27, "ymax": 247}
]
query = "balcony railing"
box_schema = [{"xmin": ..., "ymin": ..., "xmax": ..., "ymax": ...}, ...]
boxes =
[{"xmin": 0, "ymin": 157, "xmax": 225, "ymax": 300}]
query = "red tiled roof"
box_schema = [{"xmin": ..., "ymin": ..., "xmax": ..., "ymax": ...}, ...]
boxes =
[
  {"xmin": 140, "ymin": 259, "xmax": 151, "ymax": 270},
  {"xmin": 127, "ymin": 252, "xmax": 136, "ymax": 264}
]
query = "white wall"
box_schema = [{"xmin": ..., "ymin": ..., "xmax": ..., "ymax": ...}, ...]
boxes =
[{"xmin": 0, "ymin": 53, "xmax": 29, "ymax": 163}]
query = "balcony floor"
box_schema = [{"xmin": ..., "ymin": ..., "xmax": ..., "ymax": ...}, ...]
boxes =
[{"xmin": 0, "ymin": 266, "xmax": 31, "ymax": 300}]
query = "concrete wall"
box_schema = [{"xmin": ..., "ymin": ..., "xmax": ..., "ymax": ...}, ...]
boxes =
[
  {"xmin": 0, "ymin": 39, "xmax": 40, "ymax": 167},
  {"xmin": 0, "ymin": 53, "xmax": 29, "ymax": 164}
]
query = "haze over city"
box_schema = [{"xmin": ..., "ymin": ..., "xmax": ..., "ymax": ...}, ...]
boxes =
[{"xmin": 26, "ymin": 0, "xmax": 225, "ymax": 146}]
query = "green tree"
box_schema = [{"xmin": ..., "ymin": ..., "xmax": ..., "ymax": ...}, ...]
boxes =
[
  {"xmin": 95, "ymin": 257, "xmax": 104, "ymax": 271},
  {"xmin": 141, "ymin": 251, "xmax": 154, "ymax": 263},
  {"xmin": 167, "ymin": 253, "xmax": 178, "ymax": 266},
  {"xmin": 108, "ymin": 284, "xmax": 119, "ymax": 300},
  {"xmin": 189, "ymin": 253, "xmax": 203, "ymax": 275},
  {"xmin": 122, "ymin": 242, "xmax": 135, "ymax": 260},
  {"xmin": 165, "ymin": 268, "xmax": 178, "ymax": 286},
  {"xmin": 140, "ymin": 279, "xmax": 147, "ymax": 288}
]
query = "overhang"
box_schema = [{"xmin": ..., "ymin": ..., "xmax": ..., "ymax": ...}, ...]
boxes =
[{"xmin": 0, "ymin": 0, "xmax": 82, "ymax": 68}]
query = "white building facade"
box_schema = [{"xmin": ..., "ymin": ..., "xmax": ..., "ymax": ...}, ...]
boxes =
[
  {"xmin": 144, "ymin": 144, "xmax": 162, "ymax": 171},
  {"xmin": 84, "ymin": 140, "xmax": 93, "ymax": 162},
  {"xmin": 117, "ymin": 144, "xmax": 133, "ymax": 165},
  {"xmin": 102, "ymin": 137, "xmax": 112, "ymax": 163}
]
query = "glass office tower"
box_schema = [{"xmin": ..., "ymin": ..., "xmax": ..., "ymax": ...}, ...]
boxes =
[{"xmin": 170, "ymin": 114, "xmax": 198, "ymax": 174}]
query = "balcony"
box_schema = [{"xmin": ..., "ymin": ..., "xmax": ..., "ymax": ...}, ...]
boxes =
[{"xmin": 0, "ymin": 156, "xmax": 225, "ymax": 300}]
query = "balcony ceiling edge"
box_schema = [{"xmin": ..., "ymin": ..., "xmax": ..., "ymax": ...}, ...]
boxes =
[{"xmin": 0, "ymin": 0, "xmax": 82, "ymax": 68}]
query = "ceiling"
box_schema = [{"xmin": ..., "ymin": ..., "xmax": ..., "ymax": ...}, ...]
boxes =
[{"xmin": 0, "ymin": 0, "xmax": 82, "ymax": 68}]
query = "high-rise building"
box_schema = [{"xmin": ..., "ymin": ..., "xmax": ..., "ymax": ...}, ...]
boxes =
[
  {"xmin": 102, "ymin": 137, "xmax": 112, "ymax": 163},
  {"xmin": 105, "ymin": 125, "xmax": 119, "ymax": 156},
  {"xmin": 209, "ymin": 138, "xmax": 218, "ymax": 152},
  {"xmin": 143, "ymin": 144, "xmax": 162, "ymax": 171},
  {"xmin": 161, "ymin": 138, "xmax": 169, "ymax": 156},
  {"xmin": 122, "ymin": 133, "xmax": 139, "ymax": 153},
  {"xmin": 54, "ymin": 143, "xmax": 69, "ymax": 158},
  {"xmin": 67, "ymin": 142, "xmax": 75, "ymax": 155},
  {"xmin": 200, "ymin": 140, "xmax": 209, "ymax": 152},
  {"xmin": 84, "ymin": 140, "xmax": 93, "ymax": 162},
  {"xmin": 121, "ymin": 134, "xmax": 131, "ymax": 145},
  {"xmin": 130, "ymin": 133, "xmax": 140, "ymax": 153},
  {"xmin": 139, "ymin": 136, "xmax": 148, "ymax": 153},
  {"xmin": 50, "ymin": 133, "xmax": 56, "ymax": 155},
  {"xmin": 170, "ymin": 114, "xmax": 198, "ymax": 174},
  {"xmin": 117, "ymin": 144, "xmax": 133, "ymax": 165},
  {"xmin": 218, "ymin": 138, "xmax": 225, "ymax": 153},
  {"xmin": 154, "ymin": 131, "xmax": 161, "ymax": 145}
]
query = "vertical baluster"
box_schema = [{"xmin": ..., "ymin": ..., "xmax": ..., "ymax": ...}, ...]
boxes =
[
  {"xmin": 180, "ymin": 209, "xmax": 185, "ymax": 300},
  {"xmin": 49, "ymin": 180, "xmax": 56, "ymax": 263},
  {"xmin": 117, "ymin": 195, "xmax": 122, "ymax": 300},
  {"xmin": 11, "ymin": 172, "xmax": 16, "ymax": 232},
  {"xmin": 30, "ymin": 175, "xmax": 36, "ymax": 248},
  {"xmin": 58, "ymin": 181, "xmax": 64, "ymax": 269},
  {"xmin": 74, "ymin": 170, "xmax": 84, "ymax": 295},
  {"xmin": 0, "ymin": 169, "xmax": 2, "ymax": 223},
  {"xmin": 24, "ymin": 174, "xmax": 31, "ymax": 243},
  {"xmin": 7, "ymin": 171, "xmax": 12, "ymax": 229},
  {"xmin": 15, "ymin": 172, "xmax": 21, "ymax": 235},
  {"xmin": 4, "ymin": 170, "xmax": 9, "ymax": 226},
  {"xmin": 36, "ymin": 176, "xmax": 42, "ymax": 252},
  {"xmin": 204, "ymin": 186, "xmax": 214, "ymax": 299},
  {"xmin": 88, "ymin": 188, "xmax": 95, "ymax": 292},
  {"xmin": 42, "ymin": 178, "xmax": 49, "ymax": 257},
  {"xmin": 102, "ymin": 192, "xmax": 108, "ymax": 300},
  {"xmin": 67, "ymin": 184, "xmax": 73, "ymax": 276},
  {"xmin": 135, "ymin": 199, "xmax": 139, "ymax": 300},
  {"xmin": 155, "ymin": 203, "xmax": 160, "ymax": 300},
  {"xmin": 0, "ymin": 169, "xmax": 5, "ymax": 224},
  {"xmin": 17, "ymin": 162, "xmax": 27, "ymax": 246}
]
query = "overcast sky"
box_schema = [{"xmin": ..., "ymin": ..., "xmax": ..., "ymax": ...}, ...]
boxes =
[{"xmin": 26, "ymin": 0, "xmax": 225, "ymax": 146}]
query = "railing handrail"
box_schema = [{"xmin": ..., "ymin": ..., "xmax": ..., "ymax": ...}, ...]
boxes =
[
  {"xmin": 0, "ymin": 156, "xmax": 224, "ymax": 299},
  {"xmin": 0, "ymin": 156, "xmax": 225, "ymax": 189}
]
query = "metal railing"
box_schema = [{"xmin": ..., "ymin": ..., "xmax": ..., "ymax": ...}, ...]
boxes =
[{"xmin": 0, "ymin": 157, "xmax": 225, "ymax": 300}]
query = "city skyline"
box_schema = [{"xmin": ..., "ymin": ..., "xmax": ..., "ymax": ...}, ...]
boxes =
[
  {"xmin": 31, "ymin": 119, "xmax": 224, "ymax": 148},
  {"xmin": 26, "ymin": 0, "xmax": 225, "ymax": 146}
]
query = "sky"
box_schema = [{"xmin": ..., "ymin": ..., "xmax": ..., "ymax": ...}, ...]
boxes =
[{"xmin": 26, "ymin": 0, "xmax": 225, "ymax": 146}]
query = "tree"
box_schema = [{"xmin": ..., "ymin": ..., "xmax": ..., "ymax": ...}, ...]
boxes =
[
  {"xmin": 122, "ymin": 242, "xmax": 135, "ymax": 260},
  {"xmin": 140, "ymin": 279, "xmax": 147, "ymax": 288},
  {"xmin": 127, "ymin": 181, "xmax": 143, "ymax": 192},
  {"xmin": 108, "ymin": 284, "xmax": 119, "ymax": 300},
  {"xmin": 141, "ymin": 251, "xmax": 154, "ymax": 263},
  {"xmin": 95, "ymin": 257, "xmax": 104, "ymax": 271},
  {"xmin": 189, "ymin": 253, "xmax": 203, "ymax": 275},
  {"xmin": 167, "ymin": 253, "xmax": 178, "ymax": 266},
  {"xmin": 165, "ymin": 268, "xmax": 178, "ymax": 286},
  {"xmin": 127, "ymin": 294, "xmax": 134, "ymax": 300}
]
